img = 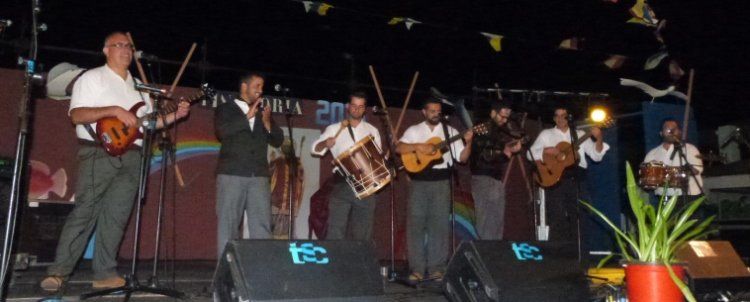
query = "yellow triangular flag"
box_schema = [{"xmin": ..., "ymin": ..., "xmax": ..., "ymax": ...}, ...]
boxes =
[
  {"xmin": 628, "ymin": 0, "xmax": 658, "ymax": 26},
  {"xmin": 559, "ymin": 38, "xmax": 580, "ymax": 50},
  {"xmin": 388, "ymin": 17, "xmax": 404, "ymax": 25},
  {"xmin": 317, "ymin": 3, "xmax": 333, "ymax": 16},
  {"xmin": 480, "ymin": 32, "xmax": 503, "ymax": 52}
]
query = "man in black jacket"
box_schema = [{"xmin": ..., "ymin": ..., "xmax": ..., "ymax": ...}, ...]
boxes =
[{"xmin": 215, "ymin": 72, "xmax": 283, "ymax": 255}]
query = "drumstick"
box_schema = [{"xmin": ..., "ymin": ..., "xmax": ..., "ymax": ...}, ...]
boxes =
[
  {"xmin": 681, "ymin": 69, "xmax": 695, "ymax": 141},
  {"xmin": 394, "ymin": 71, "xmax": 419, "ymax": 136},
  {"xmin": 332, "ymin": 119, "xmax": 350, "ymax": 139},
  {"xmin": 168, "ymin": 43, "xmax": 197, "ymax": 96},
  {"xmin": 368, "ymin": 66, "xmax": 396, "ymax": 135},
  {"xmin": 125, "ymin": 32, "xmax": 149, "ymax": 85}
]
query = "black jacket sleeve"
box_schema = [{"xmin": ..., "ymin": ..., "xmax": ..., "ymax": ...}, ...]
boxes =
[{"xmin": 215, "ymin": 103, "xmax": 249, "ymax": 141}]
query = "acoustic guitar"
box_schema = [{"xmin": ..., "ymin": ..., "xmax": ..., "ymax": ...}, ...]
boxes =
[
  {"xmin": 401, "ymin": 122, "xmax": 489, "ymax": 173},
  {"xmin": 534, "ymin": 118, "xmax": 615, "ymax": 187},
  {"xmin": 95, "ymin": 83, "xmax": 214, "ymax": 156}
]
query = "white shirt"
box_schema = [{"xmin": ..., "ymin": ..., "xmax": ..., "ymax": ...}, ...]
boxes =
[
  {"xmin": 233, "ymin": 99, "xmax": 255, "ymax": 131},
  {"xmin": 643, "ymin": 143, "xmax": 703, "ymax": 196},
  {"xmin": 399, "ymin": 121, "xmax": 465, "ymax": 169},
  {"xmin": 528, "ymin": 127, "xmax": 609, "ymax": 169},
  {"xmin": 69, "ymin": 65, "xmax": 152, "ymax": 145},
  {"xmin": 311, "ymin": 120, "xmax": 382, "ymax": 159}
]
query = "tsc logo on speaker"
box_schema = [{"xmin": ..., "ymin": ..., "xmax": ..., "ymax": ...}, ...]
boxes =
[
  {"xmin": 511, "ymin": 242, "xmax": 543, "ymax": 261},
  {"xmin": 288, "ymin": 242, "xmax": 329, "ymax": 265}
]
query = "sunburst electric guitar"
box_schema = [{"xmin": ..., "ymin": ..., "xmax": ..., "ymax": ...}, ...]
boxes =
[
  {"xmin": 534, "ymin": 118, "xmax": 615, "ymax": 187},
  {"xmin": 95, "ymin": 84, "xmax": 215, "ymax": 156},
  {"xmin": 401, "ymin": 122, "xmax": 489, "ymax": 173}
]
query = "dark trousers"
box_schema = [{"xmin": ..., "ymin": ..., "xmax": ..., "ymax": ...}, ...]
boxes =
[{"xmin": 545, "ymin": 168, "xmax": 586, "ymax": 243}]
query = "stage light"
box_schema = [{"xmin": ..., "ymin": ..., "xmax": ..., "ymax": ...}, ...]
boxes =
[{"xmin": 590, "ymin": 108, "xmax": 607, "ymax": 123}]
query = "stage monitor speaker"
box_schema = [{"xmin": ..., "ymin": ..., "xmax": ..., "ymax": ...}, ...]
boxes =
[
  {"xmin": 213, "ymin": 240, "xmax": 384, "ymax": 302},
  {"xmin": 444, "ymin": 240, "xmax": 589, "ymax": 302},
  {"xmin": 676, "ymin": 240, "xmax": 750, "ymax": 294}
]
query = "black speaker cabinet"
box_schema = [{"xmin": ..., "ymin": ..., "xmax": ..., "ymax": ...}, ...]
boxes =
[
  {"xmin": 214, "ymin": 240, "xmax": 384, "ymax": 301},
  {"xmin": 444, "ymin": 240, "xmax": 589, "ymax": 302}
]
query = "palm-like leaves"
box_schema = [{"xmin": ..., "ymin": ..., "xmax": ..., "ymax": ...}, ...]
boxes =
[{"xmin": 580, "ymin": 162, "xmax": 715, "ymax": 302}]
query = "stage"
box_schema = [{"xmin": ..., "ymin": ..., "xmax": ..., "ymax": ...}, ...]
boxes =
[{"xmin": 5, "ymin": 260, "xmax": 449, "ymax": 302}]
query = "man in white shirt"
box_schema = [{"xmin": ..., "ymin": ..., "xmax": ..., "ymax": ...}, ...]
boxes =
[
  {"xmin": 311, "ymin": 92, "xmax": 383, "ymax": 240},
  {"xmin": 642, "ymin": 119, "xmax": 704, "ymax": 200},
  {"xmin": 396, "ymin": 98, "xmax": 473, "ymax": 283},
  {"xmin": 528, "ymin": 107, "xmax": 608, "ymax": 242},
  {"xmin": 41, "ymin": 32, "xmax": 190, "ymax": 292}
]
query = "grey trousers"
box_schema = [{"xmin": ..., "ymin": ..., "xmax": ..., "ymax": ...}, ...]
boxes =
[
  {"xmin": 408, "ymin": 179, "xmax": 451, "ymax": 275},
  {"xmin": 216, "ymin": 174, "xmax": 271, "ymax": 256},
  {"xmin": 326, "ymin": 179, "xmax": 376, "ymax": 241},
  {"xmin": 471, "ymin": 175, "xmax": 506, "ymax": 240},
  {"xmin": 48, "ymin": 147, "xmax": 141, "ymax": 280}
]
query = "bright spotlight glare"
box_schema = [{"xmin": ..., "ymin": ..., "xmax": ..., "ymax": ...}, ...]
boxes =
[{"xmin": 590, "ymin": 108, "xmax": 607, "ymax": 123}]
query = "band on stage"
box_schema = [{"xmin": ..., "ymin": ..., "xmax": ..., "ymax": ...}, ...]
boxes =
[{"xmin": 37, "ymin": 30, "xmax": 705, "ymax": 292}]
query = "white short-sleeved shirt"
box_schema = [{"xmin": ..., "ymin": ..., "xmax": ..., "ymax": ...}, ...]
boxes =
[
  {"xmin": 643, "ymin": 143, "xmax": 704, "ymax": 196},
  {"xmin": 528, "ymin": 127, "xmax": 609, "ymax": 169},
  {"xmin": 399, "ymin": 121, "xmax": 465, "ymax": 169},
  {"xmin": 69, "ymin": 64, "xmax": 152, "ymax": 145},
  {"xmin": 311, "ymin": 120, "xmax": 382, "ymax": 159}
]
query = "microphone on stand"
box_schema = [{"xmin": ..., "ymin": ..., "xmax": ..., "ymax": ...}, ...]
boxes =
[
  {"xmin": 667, "ymin": 129, "xmax": 682, "ymax": 160},
  {"xmin": 274, "ymin": 83, "xmax": 290, "ymax": 94},
  {"xmin": 135, "ymin": 83, "xmax": 167, "ymax": 95},
  {"xmin": 135, "ymin": 50, "xmax": 159, "ymax": 61}
]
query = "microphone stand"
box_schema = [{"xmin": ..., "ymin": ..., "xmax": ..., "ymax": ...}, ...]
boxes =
[
  {"xmin": 373, "ymin": 108, "xmax": 399, "ymax": 281},
  {"xmin": 147, "ymin": 107, "xmax": 177, "ymax": 289},
  {"xmin": 80, "ymin": 94, "xmax": 184, "ymax": 301},
  {"xmin": 440, "ymin": 116, "xmax": 458, "ymax": 255},
  {"xmin": 282, "ymin": 92, "xmax": 297, "ymax": 240},
  {"xmin": 1, "ymin": 1, "xmax": 42, "ymax": 297},
  {"xmin": 671, "ymin": 141, "xmax": 704, "ymax": 206}
]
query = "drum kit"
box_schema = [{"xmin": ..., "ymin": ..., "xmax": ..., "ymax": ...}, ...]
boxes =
[
  {"xmin": 333, "ymin": 135, "xmax": 393, "ymax": 199},
  {"xmin": 638, "ymin": 161, "xmax": 688, "ymax": 190}
]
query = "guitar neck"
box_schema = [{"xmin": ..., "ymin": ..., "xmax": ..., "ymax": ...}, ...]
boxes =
[{"xmin": 137, "ymin": 93, "xmax": 203, "ymax": 124}]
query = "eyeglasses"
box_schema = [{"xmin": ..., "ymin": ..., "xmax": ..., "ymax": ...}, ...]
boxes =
[{"xmin": 106, "ymin": 43, "xmax": 134, "ymax": 50}]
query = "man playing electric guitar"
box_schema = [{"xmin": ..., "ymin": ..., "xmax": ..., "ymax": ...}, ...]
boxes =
[
  {"xmin": 396, "ymin": 98, "xmax": 472, "ymax": 284},
  {"xmin": 41, "ymin": 32, "xmax": 190, "ymax": 292},
  {"xmin": 528, "ymin": 107, "xmax": 608, "ymax": 242}
]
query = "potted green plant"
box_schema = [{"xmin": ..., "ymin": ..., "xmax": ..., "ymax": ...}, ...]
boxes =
[{"xmin": 580, "ymin": 162, "xmax": 715, "ymax": 302}]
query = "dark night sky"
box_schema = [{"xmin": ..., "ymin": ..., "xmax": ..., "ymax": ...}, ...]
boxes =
[{"xmin": 2, "ymin": 0, "xmax": 749, "ymax": 133}]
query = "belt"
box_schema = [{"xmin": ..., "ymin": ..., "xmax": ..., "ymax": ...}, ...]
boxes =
[{"xmin": 78, "ymin": 139, "xmax": 142, "ymax": 151}]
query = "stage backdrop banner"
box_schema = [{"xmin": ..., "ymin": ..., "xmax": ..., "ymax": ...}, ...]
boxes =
[{"xmin": 0, "ymin": 68, "xmax": 538, "ymax": 261}]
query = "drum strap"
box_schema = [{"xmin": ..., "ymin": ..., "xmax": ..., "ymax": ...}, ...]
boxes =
[{"xmin": 346, "ymin": 121, "xmax": 357, "ymax": 142}]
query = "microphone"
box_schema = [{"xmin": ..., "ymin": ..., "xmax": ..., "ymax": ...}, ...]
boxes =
[
  {"xmin": 472, "ymin": 86, "xmax": 501, "ymax": 92},
  {"xmin": 135, "ymin": 50, "xmax": 158, "ymax": 61},
  {"xmin": 720, "ymin": 127, "xmax": 741, "ymax": 148},
  {"xmin": 273, "ymin": 84, "xmax": 290, "ymax": 93},
  {"xmin": 0, "ymin": 19, "xmax": 12, "ymax": 27},
  {"xmin": 371, "ymin": 106, "xmax": 387, "ymax": 115},
  {"xmin": 135, "ymin": 83, "xmax": 167, "ymax": 95}
]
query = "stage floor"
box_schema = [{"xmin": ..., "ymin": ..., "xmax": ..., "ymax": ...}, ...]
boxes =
[{"xmin": 5, "ymin": 260, "xmax": 448, "ymax": 301}]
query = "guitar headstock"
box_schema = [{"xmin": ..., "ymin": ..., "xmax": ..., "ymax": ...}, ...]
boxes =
[
  {"xmin": 200, "ymin": 83, "xmax": 217, "ymax": 100},
  {"xmin": 597, "ymin": 116, "xmax": 616, "ymax": 129},
  {"xmin": 473, "ymin": 122, "xmax": 490, "ymax": 136}
]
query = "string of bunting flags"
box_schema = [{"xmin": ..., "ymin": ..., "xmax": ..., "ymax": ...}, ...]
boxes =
[{"xmin": 294, "ymin": 0, "xmax": 686, "ymax": 98}]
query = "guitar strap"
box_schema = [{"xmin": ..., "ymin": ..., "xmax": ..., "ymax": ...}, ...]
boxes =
[{"xmin": 83, "ymin": 124, "xmax": 100, "ymax": 143}]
